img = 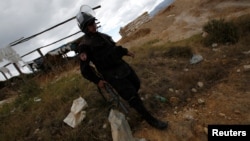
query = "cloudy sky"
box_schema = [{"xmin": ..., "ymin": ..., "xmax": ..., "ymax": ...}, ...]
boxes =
[{"xmin": 0, "ymin": 0, "xmax": 173, "ymax": 81}]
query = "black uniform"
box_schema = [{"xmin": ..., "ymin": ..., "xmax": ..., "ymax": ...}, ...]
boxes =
[{"xmin": 79, "ymin": 32, "xmax": 167, "ymax": 130}]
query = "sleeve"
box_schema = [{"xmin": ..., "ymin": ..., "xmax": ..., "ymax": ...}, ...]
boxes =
[
  {"xmin": 80, "ymin": 60, "xmax": 101, "ymax": 84},
  {"xmin": 114, "ymin": 46, "xmax": 128, "ymax": 58},
  {"xmin": 78, "ymin": 41, "xmax": 89, "ymax": 54},
  {"xmin": 105, "ymin": 34, "xmax": 116, "ymax": 46},
  {"xmin": 104, "ymin": 33, "xmax": 129, "ymax": 58}
]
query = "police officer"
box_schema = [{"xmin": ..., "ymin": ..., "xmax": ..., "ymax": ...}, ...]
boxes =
[{"xmin": 76, "ymin": 11, "xmax": 168, "ymax": 130}]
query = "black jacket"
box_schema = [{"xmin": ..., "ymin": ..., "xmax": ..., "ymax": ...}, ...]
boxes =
[{"xmin": 79, "ymin": 32, "xmax": 131, "ymax": 84}]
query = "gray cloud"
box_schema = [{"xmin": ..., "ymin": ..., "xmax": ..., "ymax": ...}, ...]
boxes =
[
  {"xmin": 1, "ymin": 0, "xmax": 165, "ymax": 48},
  {"xmin": 0, "ymin": 0, "xmax": 172, "ymax": 80}
]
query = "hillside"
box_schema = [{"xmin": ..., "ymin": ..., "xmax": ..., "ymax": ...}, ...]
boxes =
[
  {"xmin": 121, "ymin": 0, "xmax": 250, "ymax": 140},
  {"xmin": 0, "ymin": 0, "xmax": 250, "ymax": 141},
  {"xmin": 119, "ymin": 0, "xmax": 250, "ymax": 46}
]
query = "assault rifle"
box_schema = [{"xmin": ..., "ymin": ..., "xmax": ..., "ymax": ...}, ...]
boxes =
[{"xmin": 98, "ymin": 83, "xmax": 129, "ymax": 114}]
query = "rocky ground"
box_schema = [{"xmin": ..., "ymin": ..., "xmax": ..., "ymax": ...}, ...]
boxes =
[{"xmin": 121, "ymin": 0, "xmax": 250, "ymax": 140}]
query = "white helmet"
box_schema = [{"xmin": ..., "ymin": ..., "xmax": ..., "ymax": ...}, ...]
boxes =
[{"xmin": 76, "ymin": 5, "xmax": 96, "ymax": 33}]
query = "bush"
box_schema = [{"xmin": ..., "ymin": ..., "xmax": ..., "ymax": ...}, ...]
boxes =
[{"xmin": 203, "ymin": 19, "xmax": 239, "ymax": 46}]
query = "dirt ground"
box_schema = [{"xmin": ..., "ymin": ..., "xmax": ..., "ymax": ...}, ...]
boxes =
[{"xmin": 124, "ymin": 0, "xmax": 250, "ymax": 141}]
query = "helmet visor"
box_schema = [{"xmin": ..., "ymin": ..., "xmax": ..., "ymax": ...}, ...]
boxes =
[
  {"xmin": 80, "ymin": 5, "xmax": 95, "ymax": 17},
  {"xmin": 76, "ymin": 12, "xmax": 84, "ymax": 25},
  {"xmin": 76, "ymin": 5, "xmax": 96, "ymax": 32}
]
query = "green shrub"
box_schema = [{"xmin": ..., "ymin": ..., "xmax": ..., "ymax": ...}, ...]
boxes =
[{"xmin": 203, "ymin": 19, "xmax": 239, "ymax": 46}]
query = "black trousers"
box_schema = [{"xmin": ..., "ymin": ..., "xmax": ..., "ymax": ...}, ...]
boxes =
[{"xmin": 105, "ymin": 68, "xmax": 156, "ymax": 122}]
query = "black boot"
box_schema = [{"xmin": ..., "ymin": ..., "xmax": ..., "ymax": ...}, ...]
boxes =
[
  {"xmin": 128, "ymin": 96, "xmax": 168, "ymax": 130},
  {"xmin": 145, "ymin": 117, "xmax": 168, "ymax": 130}
]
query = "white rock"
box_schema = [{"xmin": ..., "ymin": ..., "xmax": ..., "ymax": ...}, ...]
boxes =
[
  {"xmin": 204, "ymin": 127, "xmax": 208, "ymax": 135},
  {"xmin": 219, "ymin": 113, "xmax": 226, "ymax": 117},
  {"xmin": 191, "ymin": 88, "xmax": 197, "ymax": 93},
  {"xmin": 197, "ymin": 98, "xmax": 205, "ymax": 104},
  {"xmin": 243, "ymin": 65, "xmax": 250, "ymax": 70},
  {"xmin": 103, "ymin": 123, "xmax": 107, "ymax": 129},
  {"xmin": 197, "ymin": 82, "xmax": 204, "ymax": 88},
  {"xmin": 169, "ymin": 88, "xmax": 174, "ymax": 92},
  {"xmin": 212, "ymin": 43, "xmax": 218, "ymax": 47},
  {"xmin": 190, "ymin": 54, "xmax": 203, "ymax": 64}
]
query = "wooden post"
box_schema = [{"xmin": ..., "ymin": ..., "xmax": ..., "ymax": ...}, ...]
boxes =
[
  {"xmin": 37, "ymin": 49, "xmax": 45, "ymax": 59},
  {"xmin": 13, "ymin": 63, "xmax": 23, "ymax": 75},
  {"xmin": 37, "ymin": 48, "xmax": 55, "ymax": 72},
  {"xmin": 0, "ymin": 72, "xmax": 8, "ymax": 80}
]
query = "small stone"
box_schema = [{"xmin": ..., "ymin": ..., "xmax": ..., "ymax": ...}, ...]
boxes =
[
  {"xmin": 234, "ymin": 110, "xmax": 241, "ymax": 115},
  {"xmin": 198, "ymin": 98, "xmax": 205, "ymax": 104},
  {"xmin": 191, "ymin": 88, "xmax": 197, "ymax": 93},
  {"xmin": 197, "ymin": 82, "xmax": 204, "ymax": 88},
  {"xmin": 102, "ymin": 123, "xmax": 107, "ymax": 129},
  {"xmin": 204, "ymin": 127, "xmax": 208, "ymax": 135},
  {"xmin": 140, "ymin": 97, "xmax": 145, "ymax": 101},
  {"xmin": 212, "ymin": 43, "xmax": 218, "ymax": 47},
  {"xmin": 34, "ymin": 129, "xmax": 40, "ymax": 134},
  {"xmin": 184, "ymin": 114, "xmax": 194, "ymax": 120},
  {"xmin": 169, "ymin": 88, "xmax": 174, "ymax": 92},
  {"xmin": 202, "ymin": 32, "xmax": 208, "ymax": 38},
  {"xmin": 219, "ymin": 113, "xmax": 226, "ymax": 117},
  {"xmin": 243, "ymin": 65, "xmax": 250, "ymax": 70}
]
